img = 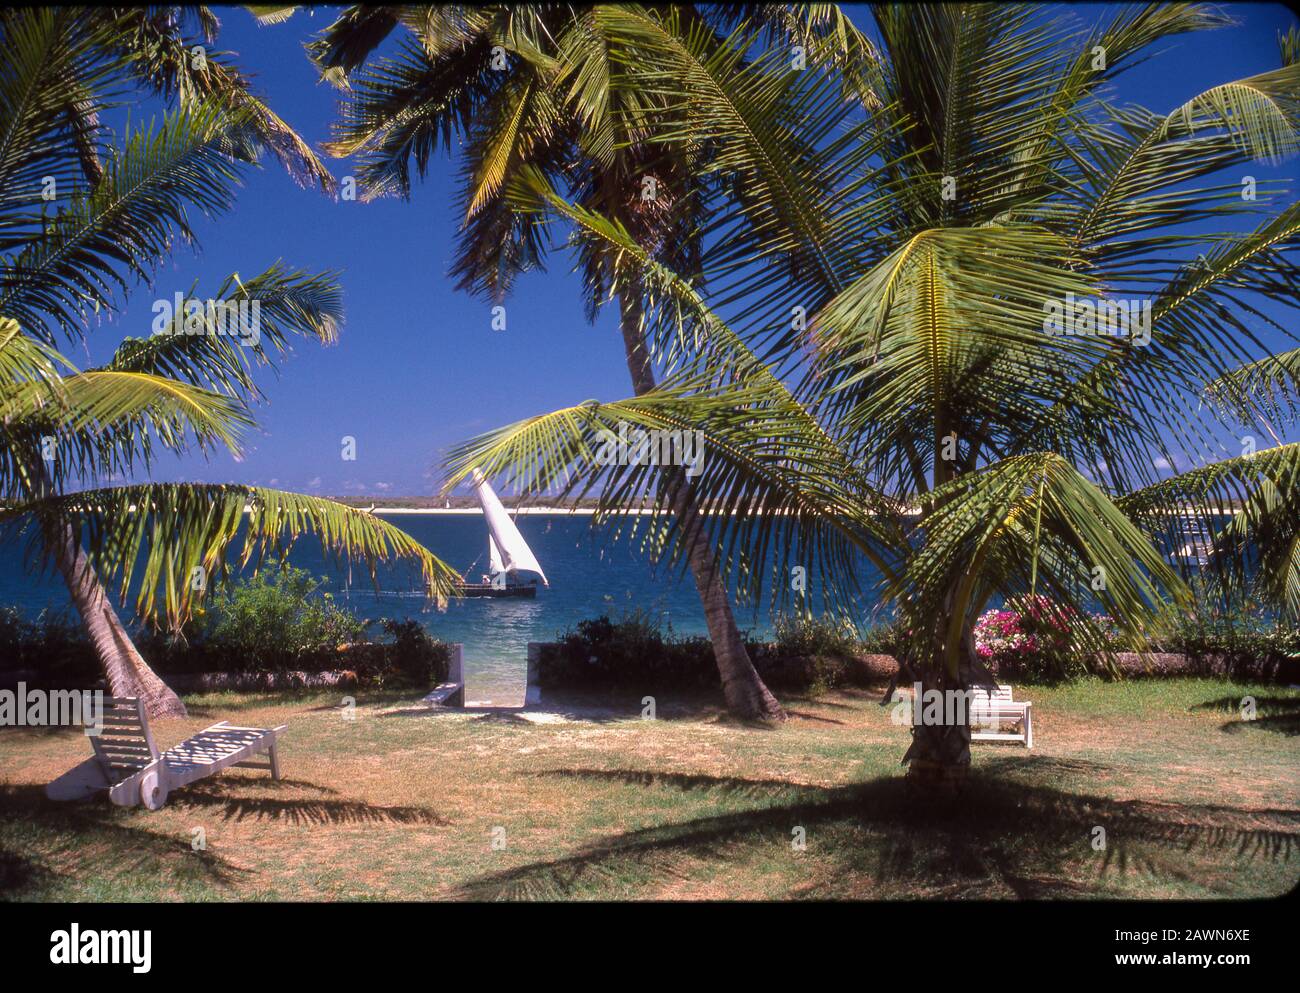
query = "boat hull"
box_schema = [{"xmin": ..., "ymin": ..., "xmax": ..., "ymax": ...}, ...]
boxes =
[{"xmin": 452, "ymin": 583, "xmax": 537, "ymax": 598}]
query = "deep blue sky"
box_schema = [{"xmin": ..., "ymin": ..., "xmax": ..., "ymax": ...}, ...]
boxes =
[{"xmin": 84, "ymin": 2, "xmax": 1300, "ymax": 498}]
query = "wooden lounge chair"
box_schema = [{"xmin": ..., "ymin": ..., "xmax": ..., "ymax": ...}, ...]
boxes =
[
  {"xmin": 46, "ymin": 696, "xmax": 286, "ymax": 810},
  {"xmin": 969, "ymin": 684, "xmax": 1033, "ymax": 748}
]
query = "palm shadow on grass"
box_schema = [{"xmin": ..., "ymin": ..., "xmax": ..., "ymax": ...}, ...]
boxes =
[
  {"xmin": 1190, "ymin": 695, "xmax": 1300, "ymax": 736},
  {"xmin": 451, "ymin": 766, "xmax": 1300, "ymax": 900},
  {"xmin": 0, "ymin": 785, "xmax": 252, "ymax": 898},
  {"xmin": 162, "ymin": 779, "xmax": 452, "ymax": 828}
]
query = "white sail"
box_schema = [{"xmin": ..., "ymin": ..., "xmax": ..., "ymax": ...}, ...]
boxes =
[
  {"xmin": 488, "ymin": 535, "xmax": 505, "ymax": 574},
  {"xmin": 471, "ymin": 468, "xmax": 548, "ymax": 585}
]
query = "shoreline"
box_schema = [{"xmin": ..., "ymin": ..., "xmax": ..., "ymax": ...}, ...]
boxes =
[{"xmin": 367, "ymin": 507, "xmax": 603, "ymax": 515}]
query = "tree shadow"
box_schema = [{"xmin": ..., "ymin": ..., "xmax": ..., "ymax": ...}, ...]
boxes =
[
  {"xmin": 182, "ymin": 690, "xmax": 332, "ymax": 715},
  {"xmin": 0, "ymin": 723, "xmax": 88, "ymax": 743},
  {"xmin": 0, "ymin": 847, "xmax": 58, "ymax": 895},
  {"xmin": 0, "ymin": 785, "xmax": 252, "ymax": 896},
  {"xmin": 531, "ymin": 767, "xmax": 812, "ymax": 798},
  {"xmin": 770, "ymin": 690, "xmax": 876, "ymax": 712},
  {"xmin": 783, "ymin": 709, "xmax": 847, "ymax": 725},
  {"xmin": 451, "ymin": 768, "xmax": 1300, "ymax": 900},
  {"xmin": 1191, "ymin": 695, "xmax": 1300, "ymax": 736},
  {"xmin": 980, "ymin": 754, "xmax": 1119, "ymax": 777},
  {"xmin": 167, "ymin": 781, "xmax": 451, "ymax": 827}
]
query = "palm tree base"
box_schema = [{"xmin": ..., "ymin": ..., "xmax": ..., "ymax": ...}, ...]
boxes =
[
  {"xmin": 114, "ymin": 665, "xmax": 188, "ymax": 719},
  {"xmin": 905, "ymin": 756, "xmax": 969, "ymax": 790},
  {"xmin": 902, "ymin": 714, "xmax": 971, "ymax": 790},
  {"xmin": 722, "ymin": 677, "xmax": 788, "ymax": 721}
]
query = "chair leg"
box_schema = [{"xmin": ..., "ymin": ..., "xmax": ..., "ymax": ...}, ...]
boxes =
[
  {"xmin": 1024, "ymin": 706, "xmax": 1033, "ymax": 749},
  {"xmin": 268, "ymin": 742, "xmax": 281, "ymax": 781}
]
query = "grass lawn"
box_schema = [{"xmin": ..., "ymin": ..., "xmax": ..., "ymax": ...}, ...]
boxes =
[{"xmin": 0, "ymin": 678, "xmax": 1296, "ymax": 900}]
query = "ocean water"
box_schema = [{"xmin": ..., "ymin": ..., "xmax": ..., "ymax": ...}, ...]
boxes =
[
  {"xmin": 0, "ymin": 514, "xmax": 843, "ymax": 705},
  {"xmin": 0, "ymin": 511, "xmax": 1243, "ymax": 703}
]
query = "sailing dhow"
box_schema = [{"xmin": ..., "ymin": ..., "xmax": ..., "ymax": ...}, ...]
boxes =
[{"xmin": 454, "ymin": 468, "xmax": 549, "ymax": 598}]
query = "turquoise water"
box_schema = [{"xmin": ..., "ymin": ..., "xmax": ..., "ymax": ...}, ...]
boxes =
[{"xmin": 0, "ymin": 514, "xmax": 855, "ymax": 704}]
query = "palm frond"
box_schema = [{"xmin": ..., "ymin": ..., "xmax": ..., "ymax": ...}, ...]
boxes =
[
  {"xmin": 107, "ymin": 6, "xmax": 336, "ymax": 191},
  {"xmin": 1160, "ymin": 64, "xmax": 1300, "ymax": 164},
  {"xmin": 442, "ymin": 381, "xmax": 906, "ymax": 614},
  {"xmin": 904, "ymin": 453, "xmax": 1189, "ymax": 676},
  {"xmin": 5, "ymin": 483, "xmax": 462, "ymax": 624},
  {"xmin": 0, "ymin": 9, "xmax": 119, "ymax": 248},
  {"xmin": 106, "ymin": 262, "xmax": 344, "ymax": 401},
  {"xmin": 1119, "ymin": 443, "xmax": 1300, "ymax": 618},
  {"xmin": 245, "ymin": 6, "xmax": 299, "ymax": 27},
  {"xmin": 0, "ymin": 100, "xmax": 245, "ymax": 345}
]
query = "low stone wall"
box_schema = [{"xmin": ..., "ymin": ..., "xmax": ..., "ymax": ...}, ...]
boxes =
[
  {"xmin": 159, "ymin": 670, "xmax": 359, "ymax": 692},
  {"xmin": 521, "ymin": 642, "xmax": 1275, "ymax": 698},
  {"xmin": 0, "ymin": 643, "xmax": 465, "ymax": 694},
  {"xmin": 0, "ymin": 668, "xmax": 359, "ymax": 693},
  {"xmin": 807, "ymin": 652, "xmax": 1209, "ymax": 679},
  {"xmin": 1108, "ymin": 652, "xmax": 1194, "ymax": 676}
]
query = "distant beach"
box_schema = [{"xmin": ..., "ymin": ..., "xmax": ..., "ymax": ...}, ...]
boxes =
[{"xmin": 368, "ymin": 506, "xmax": 627, "ymax": 515}]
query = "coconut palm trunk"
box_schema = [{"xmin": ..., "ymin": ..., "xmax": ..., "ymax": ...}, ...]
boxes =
[
  {"xmin": 903, "ymin": 679, "xmax": 972, "ymax": 786},
  {"xmin": 30, "ymin": 455, "xmax": 186, "ymax": 719},
  {"xmin": 903, "ymin": 621, "xmax": 977, "ymax": 786},
  {"xmin": 902, "ymin": 561, "xmax": 987, "ymax": 785},
  {"xmin": 904, "ymin": 430, "xmax": 972, "ymax": 781},
  {"xmin": 50, "ymin": 523, "xmax": 187, "ymax": 718},
  {"xmin": 617, "ymin": 287, "xmax": 785, "ymax": 720}
]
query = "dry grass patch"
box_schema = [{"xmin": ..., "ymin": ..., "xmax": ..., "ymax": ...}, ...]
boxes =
[{"xmin": 0, "ymin": 678, "xmax": 1295, "ymax": 900}]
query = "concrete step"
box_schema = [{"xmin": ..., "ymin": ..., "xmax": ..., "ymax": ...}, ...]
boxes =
[{"xmin": 423, "ymin": 683, "xmax": 465, "ymax": 707}]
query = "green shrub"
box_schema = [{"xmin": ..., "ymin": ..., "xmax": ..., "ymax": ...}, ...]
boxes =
[
  {"xmin": 186, "ymin": 563, "xmax": 366, "ymax": 671},
  {"xmin": 0, "ymin": 566, "xmax": 453, "ymax": 690},
  {"xmin": 772, "ymin": 614, "xmax": 861, "ymax": 659},
  {"xmin": 767, "ymin": 614, "xmax": 875, "ymax": 692},
  {"xmin": 858, "ymin": 616, "xmax": 903, "ymax": 655},
  {"xmin": 543, "ymin": 612, "xmax": 719, "ymax": 690},
  {"xmin": 540, "ymin": 610, "xmax": 884, "ymax": 692},
  {"xmin": 0, "ymin": 607, "xmax": 98, "ymax": 679},
  {"xmin": 1162, "ymin": 585, "xmax": 1300, "ymax": 681},
  {"xmin": 370, "ymin": 618, "xmax": 451, "ymax": 688}
]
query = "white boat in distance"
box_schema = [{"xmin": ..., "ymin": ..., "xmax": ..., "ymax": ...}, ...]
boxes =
[{"xmin": 454, "ymin": 468, "xmax": 549, "ymax": 598}]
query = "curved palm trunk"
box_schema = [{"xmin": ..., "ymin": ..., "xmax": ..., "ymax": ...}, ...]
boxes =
[
  {"xmin": 617, "ymin": 288, "xmax": 785, "ymax": 721},
  {"xmin": 52, "ymin": 524, "xmax": 186, "ymax": 719},
  {"xmin": 27, "ymin": 458, "xmax": 185, "ymax": 718}
]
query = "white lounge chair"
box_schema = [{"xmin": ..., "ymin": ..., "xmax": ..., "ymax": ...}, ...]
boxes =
[
  {"xmin": 46, "ymin": 696, "xmax": 286, "ymax": 810},
  {"xmin": 969, "ymin": 684, "xmax": 1033, "ymax": 748}
]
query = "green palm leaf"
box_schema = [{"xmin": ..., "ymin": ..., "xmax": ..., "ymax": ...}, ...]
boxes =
[{"xmin": 6, "ymin": 483, "xmax": 462, "ymax": 623}]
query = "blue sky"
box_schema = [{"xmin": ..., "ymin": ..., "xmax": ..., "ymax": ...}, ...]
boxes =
[{"xmin": 87, "ymin": 2, "xmax": 1300, "ymax": 497}]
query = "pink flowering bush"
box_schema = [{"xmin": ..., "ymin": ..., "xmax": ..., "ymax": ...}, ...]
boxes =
[{"xmin": 973, "ymin": 595, "xmax": 1101, "ymax": 679}]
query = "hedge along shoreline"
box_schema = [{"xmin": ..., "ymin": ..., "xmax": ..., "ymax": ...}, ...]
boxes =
[
  {"xmin": 0, "ymin": 562, "xmax": 455, "ymax": 692},
  {"xmin": 530, "ymin": 642, "xmax": 1297, "ymax": 691},
  {"xmin": 530, "ymin": 614, "xmax": 1300, "ymax": 692}
]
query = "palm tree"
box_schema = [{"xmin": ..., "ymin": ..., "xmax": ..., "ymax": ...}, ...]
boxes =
[
  {"xmin": 302, "ymin": 3, "xmax": 863, "ymax": 719},
  {"xmin": 438, "ymin": 2, "xmax": 1300, "ymax": 781},
  {"xmin": 1, "ymin": 9, "xmax": 460, "ymax": 717}
]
